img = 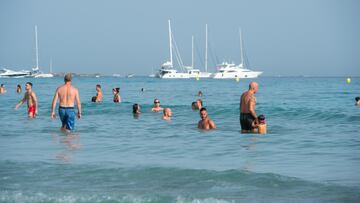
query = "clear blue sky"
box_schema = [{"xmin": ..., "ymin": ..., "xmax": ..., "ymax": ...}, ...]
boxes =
[{"xmin": 1, "ymin": 0, "xmax": 359, "ymax": 76}]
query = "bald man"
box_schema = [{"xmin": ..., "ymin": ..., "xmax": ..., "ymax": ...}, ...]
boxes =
[
  {"xmin": 240, "ymin": 82, "xmax": 259, "ymax": 133},
  {"xmin": 162, "ymin": 108, "xmax": 172, "ymax": 120}
]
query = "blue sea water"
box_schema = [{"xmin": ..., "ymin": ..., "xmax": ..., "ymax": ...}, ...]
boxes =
[{"xmin": 0, "ymin": 76, "xmax": 359, "ymax": 203}]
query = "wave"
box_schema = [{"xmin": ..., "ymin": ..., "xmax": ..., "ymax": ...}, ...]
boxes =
[{"xmin": 1, "ymin": 161, "xmax": 359, "ymax": 203}]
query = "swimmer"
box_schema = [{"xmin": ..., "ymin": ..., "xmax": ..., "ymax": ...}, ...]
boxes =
[
  {"xmin": 16, "ymin": 84, "xmax": 22, "ymax": 93},
  {"xmin": 15, "ymin": 82, "xmax": 38, "ymax": 118},
  {"xmin": 0, "ymin": 84, "xmax": 6, "ymax": 94},
  {"xmin": 51, "ymin": 73, "xmax": 82, "ymax": 132},
  {"xmin": 198, "ymin": 107, "xmax": 216, "ymax": 130},
  {"xmin": 253, "ymin": 115, "xmax": 267, "ymax": 134},
  {"xmin": 133, "ymin": 103, "xmax": 141, "ymax": 114},
  {"xmin": 113, "ymin": 87, "xmax": 121, "ymax": 103},
  {"xmin": 92, "ymin": 84, "xmax": 102, "ymax": 102},
  {"xmin": 240, "ymin": 81, "xmax": 259, "ymax": 133},
  {"xmin": 162, "ymin": 108, "xmax": 172, "ymax": 120},
  {"xmin": 198, "ymin": 90, "xmax": 203, "ymax": 97},
  {"xmin": 191, "ymin": 101, "xmax": 198, "ymax": 110},
  {"xmin": 152, "ymin": 98, "xmax": 163, "ymax": 112},
  {"xmin": 196, "ymin": 99, "xmax": 203, "ymax": 109},
  {"xmin": 356, "ymin": 97, "xmax": 360, "ymax": 106}
]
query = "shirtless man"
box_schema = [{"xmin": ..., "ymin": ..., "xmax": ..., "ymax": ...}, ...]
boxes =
[
  {"xmin": 0, "ymin": 84, "xmax": 6, "ymax": 94},
  {"xmin": 198, "ymin": 107, "xmax": 216, "ymax": 130},
  {"xmin": 152, "ymin": 98, "xmax": 163, "ymax": 112},
  {"xmin": 162, "ymin": 108, "xmax": 172, "ymax": 120},
  {"xmin": 51, "ymin": 73, "xmax": 81, "ymax": 132},
  {"xmin": 15, "ymin": 82, "xmax": 38, "ymax": 118},
  {"xmin": 240, "ymin": 81, "xmax": 259, "ymax": 133},
  {"xmin": 94, "ymin": 84, "xmax": 103, "ymax": 102}
]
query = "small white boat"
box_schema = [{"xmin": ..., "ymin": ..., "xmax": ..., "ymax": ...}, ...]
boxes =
[
  {"xmin": 126, "ymin": 74, "xmax": 135, "ymax": 78},
  {"xmin": 213, "ymin": 29, "xmax": 262, "ymax": 79}
]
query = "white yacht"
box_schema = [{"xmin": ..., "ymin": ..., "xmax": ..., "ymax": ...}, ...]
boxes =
[
  {"xmin": 156, "ymin": 20, "xmax": 190, "ymax": 79},
  {"xmin": 213, "ymin": 29, "xmax": 262, "ymax": 79},
  {"xmin": 0, "ymin": 68, "xmax": 31, "ymax": 78},
  {"xmin": 31, "ymin": 26, "xmax": 54, "ymax": 78},
  {"xmin": 213, "ymin": 62, "xmax": 262, "ymax": 79}
]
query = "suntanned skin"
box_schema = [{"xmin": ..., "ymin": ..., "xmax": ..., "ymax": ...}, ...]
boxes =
[
  {"xmin": 162, "ymin": 108, "xmax": 172, "ymax": 120},
  {"xmin": 0, "ymin": 85, "xmax": 6, "ymax": 94},
  {"xmin": 15, "ymin": 83, "xmax": 38, "ymax": 118},
  {"xmin": 51, "ymin": 80, "xmax": 81, "ymax": 131},
  {"xmin": 198, "ymin": 110, "xmax": 216, "ymax": 130},
  {"xmin": 96, "ymin": 86, "xmax": 103, "ymax": 102},
  {"xmin": 152, "ymin": 99, "xmax": 163, "ymax": 112},
  {"xmin": 240, "ymin": 82, "xmax": 259, "ymax": 133}
]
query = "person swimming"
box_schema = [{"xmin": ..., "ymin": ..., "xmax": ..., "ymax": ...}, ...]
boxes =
[
  {"xmin": 162, "ymin": 108, "xmax": 172, "ymax": 121},
  {"xmin": 191, "ymin": 101, "xmax": 198, "ymax": 110},
  {"xmin": 133, "ymin": 103, "xmax": 141, "ymax": 114},
  {"xmin": 196, "ymin": 99, "xmax": 203, "ymax": 109},
  {"xmin": 151, "ymin": 98, "xmax": 163, "ymax": 112},
  {"xmin": 356, "ymin": 97, "xmax": 360, "ymax": 106},
  {"xmin": 92, "ymin": 84, "xmax": 102, "ymax": 102},
  {"xmin": 198, "ymin": 91, "xmax": 203, "ymax": 97},
  {"xmin": 16, "ymin": 84, "xmax": 22, "ymax": 93},
  {"xmin": 113, "ymin": 87, "xmax": 121, "ymax": 103},
  {"xmin": 0, "ymin": 84, "xmax": 6, "ymax": 94},
  {"xmin": 198, "ymin": 107, "xmax": 216, "ymax": 130}
]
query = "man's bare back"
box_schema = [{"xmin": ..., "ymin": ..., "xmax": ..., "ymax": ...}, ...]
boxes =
[
  {"xmin": 240, "ymin": 91, "xmax": 256, "ymax": 113},
  {"xmin": 57, "ymin": 84, "xmax": 78, "ymax": 107}
]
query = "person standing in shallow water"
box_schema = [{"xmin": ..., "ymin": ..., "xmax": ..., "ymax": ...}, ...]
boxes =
[
  {"xmin": 113, "ymin": 88, "xmax": 121, "ymax": 103},
  {"xmin": 0, "ymin": 84, "xmax": 6, "ymax": 94},
  {"xmin": 240, "ymin": 81, "xmax": 259, "ymax": 133},
  {"xmin": 92, "ymin": 84, "xmax": 103, "ymax": 102},
  {"xmin": 51, "ymin": 73, "xmax": 82, "ymax": 132},
  {"xmin": 15, "ymin": 82, "xmax": 38, "ymax": 118}
]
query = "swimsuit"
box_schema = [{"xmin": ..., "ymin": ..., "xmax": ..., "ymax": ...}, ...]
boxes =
[
  {"xmin": 240, "ymin": 113, "xmax": 254, "ymax": 131},
  {"xmin": 113, "ymin": 94, "xmax": 119, "ymax": 103},
  {"xmin": 28, "ymin": 105, "xmax": 36, "ymax": 115},
  {"xmin": 59, "ymin": 106, "xmax": 75, "ymax": 130}
]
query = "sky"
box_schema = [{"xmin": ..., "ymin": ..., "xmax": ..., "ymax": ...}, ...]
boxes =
[{"xmin": 0, "ymin": 0, "xmax": 359, "ymax": 76}]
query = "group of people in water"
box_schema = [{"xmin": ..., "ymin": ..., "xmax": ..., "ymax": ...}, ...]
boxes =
[{"xmin": 4, "ymin": 73, "xmax": 356, "ymax": 134}]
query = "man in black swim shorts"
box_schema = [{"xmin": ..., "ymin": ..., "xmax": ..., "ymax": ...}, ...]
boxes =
[{"xmin": 240, "ymin": 82, "xmax": 259, "ymax": 133}]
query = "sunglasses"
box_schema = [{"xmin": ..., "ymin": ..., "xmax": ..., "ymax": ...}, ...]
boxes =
[{"xmin": 154, "ymin": 101, "xmax": 160, "ymax": 104}]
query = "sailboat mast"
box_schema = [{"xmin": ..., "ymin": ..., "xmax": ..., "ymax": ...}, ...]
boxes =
[
  {"xmin": 205, "ymin": 24, "xmax": 208, "ymax": 73},
  {"xmin": 192, "ymin": 35, "xmax": 194, "ymax": 68},
  {"xmin": 50, "ymin": 58, "xmax": 53, "ymax": 73},
  {"xmin": 239, "ymin": 28, "xmax": 244, "ymax": 65},
  {"xmin": 168, "ymin": 20, "xmax": 173, "ymax": 66},
  {"xmin": 35, "ymin": 25, "xmax": 39, "ymax": 69}
]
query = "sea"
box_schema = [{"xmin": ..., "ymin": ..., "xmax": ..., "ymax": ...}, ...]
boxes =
[{"xmin": 0, "ymin": 76, "xmax": 359, "ymax": 203}]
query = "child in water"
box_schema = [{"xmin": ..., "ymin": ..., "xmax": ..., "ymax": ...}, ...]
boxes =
[{"xmin": 252, "ymin": 114, "xmax": 267, "ymax": 134}]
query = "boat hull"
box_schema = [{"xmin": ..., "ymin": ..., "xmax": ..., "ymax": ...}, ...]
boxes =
[{"xmin": 213, "ymin": 71, "xmax": 262, "ymax": 79}]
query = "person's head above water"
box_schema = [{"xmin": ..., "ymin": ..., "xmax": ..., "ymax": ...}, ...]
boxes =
[
  {"xmin": 133, "ymin": 103, "xmax": 141, "ymax": 113},
  {"xmin": 64, "ymin": 73, "xmax": 72, "ymax": 83},
  {"xmin": 356, "ymin": 97, "xmax": 360, "ymax": 106},
  {"xmin": 199, "ymin": 107, "xmax": 208, "ymax": 120},
  {"xmin": 113, "ymin": 87, "xmax": 120, "ymax": 94},
  {"xmin": 96, "ymin": 84, "xmax": 101, "ymax": 89},
  {"xmin": 163, "ymin": 108, "xmax": 172, "ymax": 117},
  {"xmin": 248, "ymin": 81, "xmax": 259, "ymax": 93},
  {"xmin": 258, "ymin": 115, "xmax": 266, "ymax": 124},
  {"xmin": 154, "ymin": 99, "xmax": 160, "ymax": 106}
]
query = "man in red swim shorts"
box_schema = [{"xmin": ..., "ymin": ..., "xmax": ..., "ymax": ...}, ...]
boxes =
[{"xmin": 15, "ymin": 82, "xmax": 38, "ymax": 118}]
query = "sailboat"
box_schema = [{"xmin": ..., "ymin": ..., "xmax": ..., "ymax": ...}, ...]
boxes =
[
  {"xmin": 31, "ymin": 26, "xmax": 54, "ymax": 78},
  {"xmin": 213, "ymin": 28, "xmax": 262, "ymax": 79},
  {"xmin": 185, "ymin": 24, "xmax": 212, "ymax": 78},
  {"xmin": 156, "ymin": 20, "xmax": 189, "ymax": 79}
]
